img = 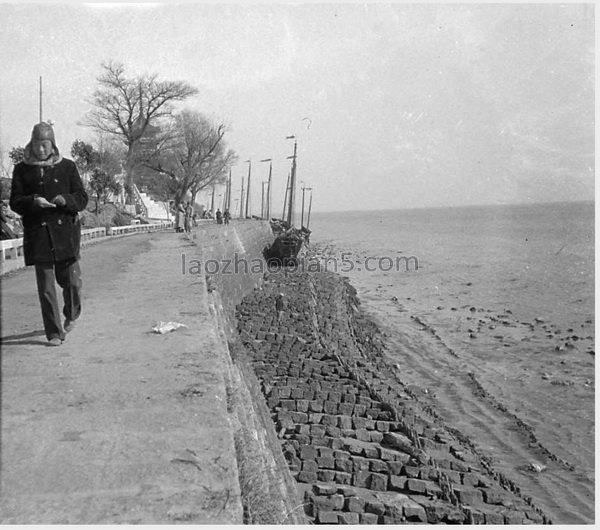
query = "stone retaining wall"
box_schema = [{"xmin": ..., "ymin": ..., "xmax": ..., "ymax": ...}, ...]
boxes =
[
  {"xmin": 235, "ymin": 269, "xmax": 551, "ymax": 524},
  {"xmin": 192, "ymin": 220, "xmax": 273, "ymax": 314},
  {"xmin": 197, "ymin": 220, "xmax": 307, "ymax": 524}
]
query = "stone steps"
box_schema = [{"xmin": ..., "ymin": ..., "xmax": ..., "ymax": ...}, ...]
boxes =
[{"xmin": 137, "ymin": 190, "xmax": 171, "ymax": 220}]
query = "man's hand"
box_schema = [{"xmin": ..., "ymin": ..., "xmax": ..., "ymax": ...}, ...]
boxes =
[
  {"xmin": 34, "ymin": 196, "xmax": 57, "ymax": 208},
  {"xmin": 51, "ymin": 195, "xmax": 66, "ymax": 207}
]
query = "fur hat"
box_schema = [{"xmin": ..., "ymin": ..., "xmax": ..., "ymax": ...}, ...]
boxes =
[
  {"xmin": 31, "ymin": 122, "xmax": 56, "ymax": 143},
  {"xmin": 23, "ymin": 121, "xmax": 62, "ymax": 166}
]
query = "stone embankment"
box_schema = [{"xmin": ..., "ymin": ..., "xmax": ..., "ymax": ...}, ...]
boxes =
[
  {"xmin": 234, "ymin": 268, "xmax": 551, "ymax": 524},
  {"xmin": 193, "ymin": 221, "xmax": 307, "ymax": 524}
]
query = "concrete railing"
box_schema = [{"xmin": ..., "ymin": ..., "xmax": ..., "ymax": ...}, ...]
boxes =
[
  {"xmin": 1, "ymin": 221, "xmax": 174, "ymax": 274},
  {"xmin": 107, "ymin": 221, "xmax": 173, "ymax": 236},
  {"xmin": 0, "ymin": 238, "xmax": 23, "ymax": 262},
  {"xmin": 81, "ymin": 227, "xmax": 107, "ymax": 241}
]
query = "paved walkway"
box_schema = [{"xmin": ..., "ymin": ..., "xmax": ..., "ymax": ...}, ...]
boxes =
[{"xmin": 0, "ymin": 230, "xmax": 243, "ymax": 524}]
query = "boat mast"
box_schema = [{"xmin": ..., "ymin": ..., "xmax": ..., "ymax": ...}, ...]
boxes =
[
  {"xmin": 301, "ymin": 184, "xmax": 312, "ymax": 229},
  {"xmin": 306, "ymin": 188, "xmax": 313, "ymax": 230},
  {"xmin": 301, "ymin": 184, "xmax": 305, "ymax": 228},
  {"xmin": 282, "ymin": 170, "xmax": 290, "ymax": 222},
  {"xmin": 267, "ymin": 160, "xmax": 272, "ymax": 220},
  {"xmin": 260, "ymin": 158, "xmax": 272, "ymax": 221},
  {"xmin": 286, "ymin": 136, "xmax": 297, "ymax": 227}
]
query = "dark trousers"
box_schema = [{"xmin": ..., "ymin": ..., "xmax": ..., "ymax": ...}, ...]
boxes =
[{"xmin": 34, "ymin": 259, "xmax": 82, "ymax": 340}]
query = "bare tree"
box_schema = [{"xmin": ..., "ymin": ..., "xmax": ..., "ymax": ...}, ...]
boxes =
[
  {"xmin": 82, "ymin": 61, "xmax": 197, "ymax": 202},
  {"xmin": 142, "ymin": 110, "xmax": 236, "ymax": 208},
  {"xmin": 189, "ymin": 146, "xmax": 237, "ymax": 207}
]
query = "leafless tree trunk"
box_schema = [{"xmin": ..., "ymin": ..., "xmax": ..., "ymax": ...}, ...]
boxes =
[{"xmin": 141, "ymin": 110, "xmax": 237, "ymax": 210}]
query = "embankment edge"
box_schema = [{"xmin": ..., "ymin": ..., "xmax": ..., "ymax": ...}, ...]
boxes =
[{"xmin": 190, "ymin": 221, "xmax": 307, "ymax": 524}]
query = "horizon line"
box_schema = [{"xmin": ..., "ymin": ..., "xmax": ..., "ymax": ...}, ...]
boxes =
[{"xmin": 309, "ymin": 198, "xmax": 594, "ymax": 216}]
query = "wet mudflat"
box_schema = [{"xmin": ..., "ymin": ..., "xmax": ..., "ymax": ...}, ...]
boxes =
[{"xmin": 305, "ymin": 203, "xmax": 594, "ymax": 524}]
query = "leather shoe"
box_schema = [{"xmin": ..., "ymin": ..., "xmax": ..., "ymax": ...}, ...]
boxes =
[
  {"xmin": 64, "ymin": 319, "xmax": 76, "ymax": 333},
  {"xmin": 48, "ymin": 337, "xmax": 62, "ymax": 347}
]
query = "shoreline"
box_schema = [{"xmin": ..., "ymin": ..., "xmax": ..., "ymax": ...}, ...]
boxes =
[
  {"xmin": 233, "ymin": 263, "xmax": 553, "ymax": 523},
  {"xmin": 299, "ymin": 240, "xmax": 594, "ymax": 523}
]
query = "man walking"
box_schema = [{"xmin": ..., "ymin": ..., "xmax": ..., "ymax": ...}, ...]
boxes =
[{"xmin": 10, "ymin": 122, "xmax": 88, "ymax": 346}]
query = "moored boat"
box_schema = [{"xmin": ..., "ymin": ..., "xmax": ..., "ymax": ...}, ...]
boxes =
[{"xmin": 263, "ymin": 137, "xmax": 311, "ymax": 265}]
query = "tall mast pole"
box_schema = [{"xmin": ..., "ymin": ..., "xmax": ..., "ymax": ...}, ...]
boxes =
[
  {"xmin": 261, "ymin": 182, "xmax": 266, "ymax": 219},
  {"xmin": 239, "ymin": 177, "xmax": 245, "ymax": 219},
  {"xmin": 244, "ymin": 159, "xmax": 251, "ymax": 218},
  {"xmin": 286, "ymin": 137, "xmax": 297, "ymax": 227},
  {"xmin": 267, "ymin": 160, "xmax": 272, "ymax": 220},
  {"xmin": 39, "ymin": 76, "xmax": 43, "ymax": 122},
  {"xmin": 282, "ymin": 170, "xmax": 290, "ymax": 222},
  {"xmin": 301, "ymin": 184, "xmax": 306, "ymax": 228},
  {"xmin": 226, "ymin": 169, "xmax": 232, "ymax": 212},
  {"xmin": 210, "ymin": 185, "xmax": 215, "ymax": 216},
  {"xmin": 260, "ymin": 158, "xmax": 273, "ymax": 220},
  {"xmin": 302, "ymin": 187, "xmax": 312, "ymax": 229},
  {"xmin": 306, "ymin": 189, "xmax": 313, "ymax": 230}
]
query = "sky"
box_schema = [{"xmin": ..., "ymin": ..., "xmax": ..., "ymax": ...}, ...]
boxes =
[{"xmin": 0, "ymin": 2, "xmax": 594, "ymax": 214}]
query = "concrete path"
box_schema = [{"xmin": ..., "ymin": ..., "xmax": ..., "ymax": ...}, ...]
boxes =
[{"xmin": 0, "ymin": 230, "xmax": 243, "ymax": 524}]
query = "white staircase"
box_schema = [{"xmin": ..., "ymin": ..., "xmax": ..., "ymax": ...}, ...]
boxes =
[{"xmin": 133, "ymin": 185, "xmax": 172, "ymax": 221}]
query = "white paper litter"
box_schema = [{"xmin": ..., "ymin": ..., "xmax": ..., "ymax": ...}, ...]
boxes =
[
  {"xmin": 528, "ymin": 462, "xmax": 547, "ymax": 473},
  {"xmin": 152, "ymin": 321, "xmax": 188, "ymax": 334}
]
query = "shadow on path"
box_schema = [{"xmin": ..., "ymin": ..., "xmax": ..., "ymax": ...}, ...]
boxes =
[{"xmin": 1, "ymin": 330, "xmax": 47, "ymax": 346}]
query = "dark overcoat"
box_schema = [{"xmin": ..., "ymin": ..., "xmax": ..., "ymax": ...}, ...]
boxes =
[{"xmin": 10, "ymin": 158, "xmax": 88, "ymax": 265}]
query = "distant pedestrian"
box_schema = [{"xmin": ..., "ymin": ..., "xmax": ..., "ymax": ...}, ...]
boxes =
[
  {"xmin": 9, "ymin": 122, "xmax": 88, "ymax": 346},
  {"xmin": 184, "ymin": 201, "xmax": 193, "ymax": 232},
  {"xmin": 223, "ymin": 209, "xmax": 230, "ymax": 225},
  {"xmin": 192, "ymin": 212, "xmax": 198, "ymax": 227},
  {"xmin": 216, "ymin": 209, "xmax": 223, "ymax": 225},
  {"xmin": 175, "ymin": 202, "xmax": 185, "ymax": 232},
  {"xmin": 275, "ymin": 292, "xmax": 285, "ymax": 323}
]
